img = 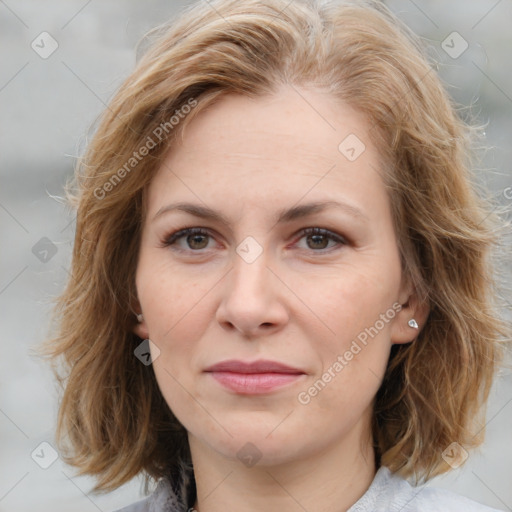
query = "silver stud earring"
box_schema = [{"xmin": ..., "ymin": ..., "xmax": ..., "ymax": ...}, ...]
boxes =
[
  {"xmin": 136, "ymin": 313, "xmax": 144, "ymax": 323},
  {"xmin": 408, "ymin": 318, "xmax": 418, "ymax": 329}
]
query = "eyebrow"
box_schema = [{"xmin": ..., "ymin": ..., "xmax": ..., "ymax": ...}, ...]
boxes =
[{"xmin": 152, "ymin": 200, "xmax": 368, "ymax": 225}]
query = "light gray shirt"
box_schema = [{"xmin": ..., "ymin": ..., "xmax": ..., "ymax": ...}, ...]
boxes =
[{"xmin": 113, "ymin": 465, "xmax": 504, "ymax": 512}]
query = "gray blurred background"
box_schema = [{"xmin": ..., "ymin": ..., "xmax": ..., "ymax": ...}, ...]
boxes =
[{"xmin": 1, "ymin": 1, "xmax": 511, "ymax": 511}]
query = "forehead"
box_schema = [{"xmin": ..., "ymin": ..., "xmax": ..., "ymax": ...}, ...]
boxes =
[{"xmin": 146, "ymin": 85, "xmax": 387, "ymax": 219}]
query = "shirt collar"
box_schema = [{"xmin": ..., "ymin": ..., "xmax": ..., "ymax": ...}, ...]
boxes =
[{"xmin": 147, "ymin": 462, "xmax": 395, "ymax": 512}]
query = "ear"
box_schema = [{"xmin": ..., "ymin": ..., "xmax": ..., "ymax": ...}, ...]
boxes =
[
  {"xmin": 390, "ymin": 278, "xmax": 429, "ymax": 345},
  {"xmin": 131, "ymin": 295, "xmax": 149, "ymax": 340}
]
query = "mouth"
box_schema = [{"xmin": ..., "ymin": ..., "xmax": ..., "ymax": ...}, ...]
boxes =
[{"xmin": 204, "ymin": 359, "xmax": 306, "ymax": 394}]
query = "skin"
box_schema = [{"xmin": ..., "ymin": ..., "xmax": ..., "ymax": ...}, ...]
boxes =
[{"xmin": 133, "ymin": 84, "xmax": 428, "ymax": 512}]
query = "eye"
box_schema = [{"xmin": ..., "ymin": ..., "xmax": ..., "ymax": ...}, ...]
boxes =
[
  {"xmin": 161, "ymin": 227, "xmax": 216, "ymax": 252},
  {"xmin": 295, "ymin": 227, "xmax": 347, "ymax": 252},
  {"xmin": 161, "ymin": 226, "xmax": 347, "ymax": 253}
]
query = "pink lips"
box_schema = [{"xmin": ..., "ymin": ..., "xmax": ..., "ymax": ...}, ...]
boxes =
[{"xmin": 204, "ymin": 359, "xmax": 305, "ymax": 394}]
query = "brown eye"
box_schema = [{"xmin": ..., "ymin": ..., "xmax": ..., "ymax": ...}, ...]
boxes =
[
  {"xmin": 162, "ymin": 228, "xmax": 214, "ymax": 251},
  {"xmin": 306, "ymin": 233, "xmax": 329, "ymax": 250},
  {"xmin": 297, "ymin": 227, "xmax": 347, "ymax": 252},
  {"xmin": 186, "ymin": 232, "xmax": 209, "ymax": 250}
]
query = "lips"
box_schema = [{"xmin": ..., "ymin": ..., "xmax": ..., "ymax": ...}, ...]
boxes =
[
  {"xmin": 204, "ymin": 359, "xmax": 305, "ymax": 394},
  {"xmin": 205, "ymin": 359, "xmax": 304, "ymax": 374}
]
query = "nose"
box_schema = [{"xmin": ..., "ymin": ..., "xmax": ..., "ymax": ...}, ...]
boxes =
[{"xmin": 215, "ymin": 247, "xmax": 289, "ymax": 339}]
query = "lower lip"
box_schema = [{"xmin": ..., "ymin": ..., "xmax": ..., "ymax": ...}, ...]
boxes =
[{"xmin": 208, "ymin": 371, "xmax": 304, "ymax": 394}]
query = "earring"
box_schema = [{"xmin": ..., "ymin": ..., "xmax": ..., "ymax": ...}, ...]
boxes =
[
  {"xmin": 408, "ymin": 318, "xmax": 418, "ymax": 329},
  {"xmin": 136, "ymin": 313, "xmax": 144, "ymax": 323}
]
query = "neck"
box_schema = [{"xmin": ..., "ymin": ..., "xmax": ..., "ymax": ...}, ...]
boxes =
[{"xmin": 188, "ymin": 424, "xmax": 376, "ymax": 512}]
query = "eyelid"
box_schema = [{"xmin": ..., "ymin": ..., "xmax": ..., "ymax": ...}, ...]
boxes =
[
  {"xmin": 295, "ymin": 227, "xmax": 347, "ymax": 245},
  {"xmin": 160, "ymin": 226, "xmax": 348, "ymax": 253},
  {"xmin": 160, "ymin": 227, "xmax": 218, "ymax": 250}
]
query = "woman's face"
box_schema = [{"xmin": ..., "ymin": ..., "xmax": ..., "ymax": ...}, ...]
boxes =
[{"xmin": 133, "ymin": 85, "xmax": 417, "ymax": 467}]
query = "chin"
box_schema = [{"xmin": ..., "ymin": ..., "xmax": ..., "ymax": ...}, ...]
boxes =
[{"xmin": 191, "ymin": 421, "xmax": 314, "ymax": 468}]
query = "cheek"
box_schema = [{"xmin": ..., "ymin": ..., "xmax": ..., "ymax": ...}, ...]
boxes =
[
  {"xmin": 136, "ymin": 252, "xmax": 214, "ymax": 341},
  {"xmin": 299, "ymin": 273, "xmax": 395, "ymax": 417},
  {"xmin": 311, "ymin": 260, "xmax": 401, "ymax": 339},
  {"xmin": 303, "ymin": 259, "xmax": 400, "ymax": 403}
]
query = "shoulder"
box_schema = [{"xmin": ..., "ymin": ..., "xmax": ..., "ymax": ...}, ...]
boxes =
[
  {"xmin": 110, "ymin": 478, "xmax": 183, "ymax": 512},
  {"xmin": 349, "ymin": 466, "xmax": 504, "ymax": 512},
  {"xmin": 413, "ymin": 485, "xmax": 503, "ymax": 511},
  {"xmin": 111, "ymin": 495, "xmax": 151, "ymax": 512}
]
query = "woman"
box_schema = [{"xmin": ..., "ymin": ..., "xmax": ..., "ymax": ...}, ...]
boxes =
[{"xmin": 39, "ymin": 0, "xmax": 510, "ymax": 510}]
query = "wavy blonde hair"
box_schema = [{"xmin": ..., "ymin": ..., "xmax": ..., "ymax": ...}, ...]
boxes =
[{"xmin": 37, "ymin": 0, "xmax": 509, "ymax": 494}]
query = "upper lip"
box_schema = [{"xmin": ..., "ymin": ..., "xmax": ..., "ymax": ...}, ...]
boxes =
[{"xmin": 204, "ymin": 359, "xmax": 305, "ymax": 374}]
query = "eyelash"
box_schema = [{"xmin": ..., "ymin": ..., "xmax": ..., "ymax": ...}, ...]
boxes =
[{"xmin": 160, "ymin": 226, "xmax": 348, "ymax": 254}]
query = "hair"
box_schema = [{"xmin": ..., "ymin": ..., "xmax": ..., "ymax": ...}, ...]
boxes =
[{"xmin": 36, "ymin": 0, "xmax": 510, "ymax": 494}]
